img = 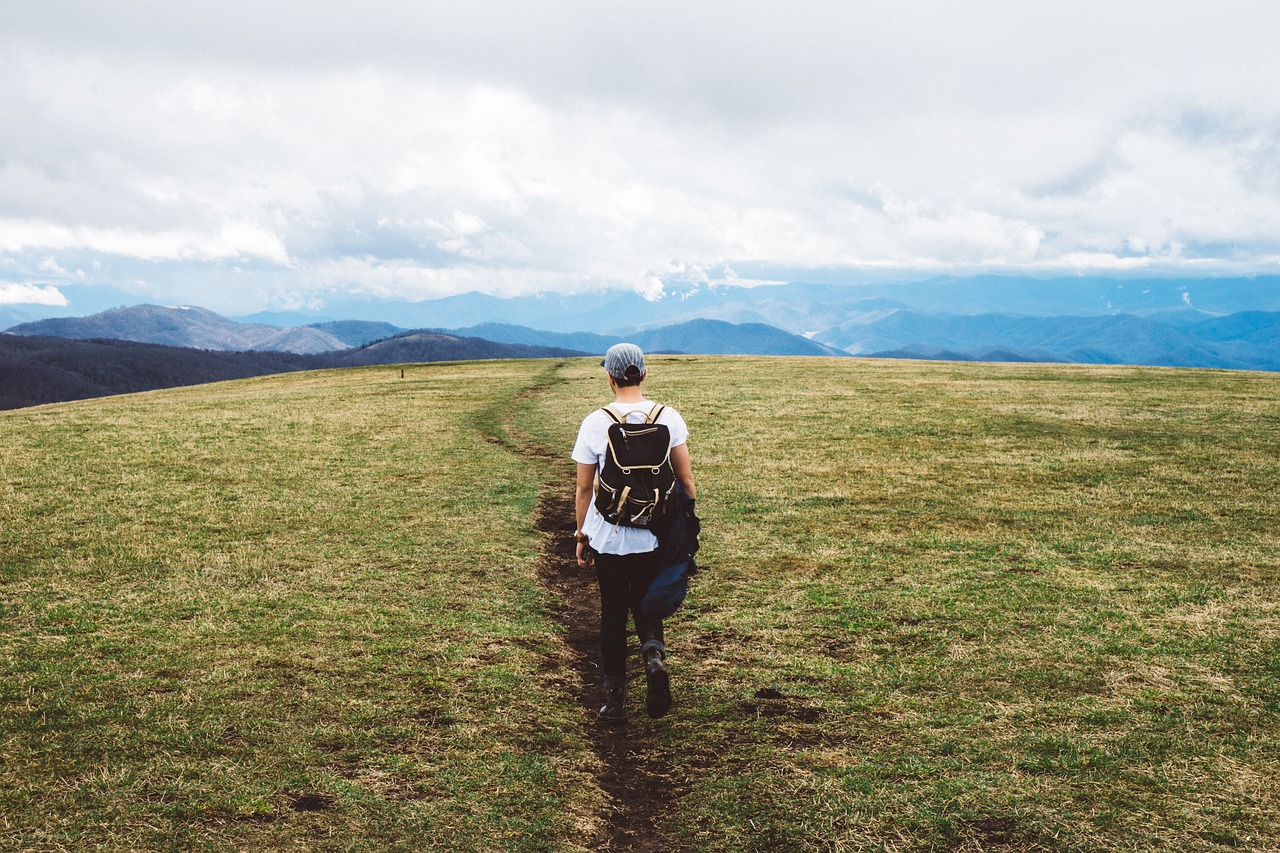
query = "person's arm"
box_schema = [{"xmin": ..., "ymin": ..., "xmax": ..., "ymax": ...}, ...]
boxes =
[
  {"xmin": 575, "ymin": 462, "xmax": 597, "ymax": 568},
  {"xmin": 670, "ymin": 442, "xmax": 696, "ymax": 500}
]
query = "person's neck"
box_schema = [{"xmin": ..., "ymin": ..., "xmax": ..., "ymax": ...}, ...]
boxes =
[{"xmin": 613, "ymin": 386, "xmax": 645, "ymax": 404}]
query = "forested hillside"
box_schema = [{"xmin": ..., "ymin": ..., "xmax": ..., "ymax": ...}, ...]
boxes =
[{"xmin": 0, "ymin": 332, "xmax": 583, "ymax": 410}]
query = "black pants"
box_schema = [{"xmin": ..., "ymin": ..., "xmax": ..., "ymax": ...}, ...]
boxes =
[{"xmin": 594, "ymin": 549, "xmax": 665, "ymax": 690}]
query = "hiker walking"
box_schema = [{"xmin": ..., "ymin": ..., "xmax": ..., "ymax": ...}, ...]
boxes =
[{"xmin": 573, "ymin": 343, "xmax": 697, "ymax": 720}]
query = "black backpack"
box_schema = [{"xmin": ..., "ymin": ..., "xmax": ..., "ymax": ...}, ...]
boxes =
[{"xmin": 594, "ymin": 403, "xmax": 677, "ymax": 529}]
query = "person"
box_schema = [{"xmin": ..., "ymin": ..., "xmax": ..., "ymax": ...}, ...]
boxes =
[{"xmin": 572, "ymin": 343, "xmax": 697, "ymax": 720}]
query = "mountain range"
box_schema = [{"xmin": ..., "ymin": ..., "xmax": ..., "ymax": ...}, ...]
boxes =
[
  {"xmin": 4, "ymin": 304, "xmax": 847, "ymax": 358},
  {"xmin": 221, "ymin": 274, "xmax": 1280, "ymax": 333},
  {"xmin": 0, "ymin": 306, "xmax": 846, "ymax": 409},
  {"xmin": 7, "ymin": 305, "xmax": 354, "ymax": 354},
  {"xmin": 5, "ymin": 275, "xmax": 1280, "ymax": 409},
  {"xmin": 8, "ymin": 274, "xmax": 1280, "ymax": 370}
]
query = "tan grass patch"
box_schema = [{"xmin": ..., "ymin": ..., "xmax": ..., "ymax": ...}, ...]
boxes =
[
  {"xmin": 1105, "ymin": 664, "xmax": 1180, "ymax": 697},
  {"xmin": 1165, "ymin": 600, "xmax": 1232, "ymax": 634}
]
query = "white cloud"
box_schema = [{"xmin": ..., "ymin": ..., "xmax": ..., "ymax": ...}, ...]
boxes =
[
  {"xmin": 38, "ymin": 257, "xmax": 68, "ymax": 276},
  {"xmin": 4, "ymin": 2, "xmax": 1280, "ymax": 312},
  {"xmin": 0, "ymin": 218, "xmax": 288, "ymax": 263},
  {"xmin": 0, "ymin": 282, "xmax": 68, "ymax": 306}
]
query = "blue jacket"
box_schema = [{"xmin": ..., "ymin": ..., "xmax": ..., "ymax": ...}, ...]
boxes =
[{"xmin": 641, "ymin": 484, "xmax": 700, "ymax": 619}]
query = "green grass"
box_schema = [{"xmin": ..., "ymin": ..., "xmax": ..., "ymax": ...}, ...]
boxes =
[
  {"xmin": 523, "ymin": 357, "xmax": 1280, "ymax": 851},
  {"xmin": 4, "ymin": 356, "xmax": 1280, "ymax": 850},
  {"xmin": 1, "ymin": 363, "xmax": 601, "ymax": 850}
]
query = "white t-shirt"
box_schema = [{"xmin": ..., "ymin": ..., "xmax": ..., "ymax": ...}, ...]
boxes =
[{"xmin": 572, "ymin": 400, "xmax": 689, "ymax": 555}]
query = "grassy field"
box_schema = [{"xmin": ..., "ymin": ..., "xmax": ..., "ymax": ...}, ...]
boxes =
[
  {"xmin": 1, "ymin": 363, "xmax": 601, "ymax": 850},
  {"xmin": 3, "ymin": 356, "xmax": 1279, "ymax": 850}
]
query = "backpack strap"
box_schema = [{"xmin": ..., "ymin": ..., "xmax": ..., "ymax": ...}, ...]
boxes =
[{"xmin": 601, "ymin": 402, "xmax": 666, "ymax": 424}]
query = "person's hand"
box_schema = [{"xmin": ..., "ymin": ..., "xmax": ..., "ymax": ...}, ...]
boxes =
[{"xmin": 576, "ymin": 540, "xmax": 595, "ymax": 569}]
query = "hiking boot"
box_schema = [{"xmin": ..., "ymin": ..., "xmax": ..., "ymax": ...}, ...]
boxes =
[
  {"xmin": 598, "ymin": 687, "xmax": 626, "ymax": 722},
  {"xmin": 644, "ymin": 653, "xmax": 672, "ymax": 718}
]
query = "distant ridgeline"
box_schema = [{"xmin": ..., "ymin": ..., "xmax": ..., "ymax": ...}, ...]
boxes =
[
  {"xmin": 0, "ymin": 304, "xmax": 846, "ymax": 410},
  {"xmin": 5, "ymin": 276, "xmax": 1280, "ymax": 408}
]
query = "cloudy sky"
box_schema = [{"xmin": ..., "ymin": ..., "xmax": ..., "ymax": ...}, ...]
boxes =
[{"xmin": 4, "ymin": 1, "xmax": 1280, "ymax": 314}]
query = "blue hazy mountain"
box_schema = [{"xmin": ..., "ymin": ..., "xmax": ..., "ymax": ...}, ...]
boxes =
[
  {"xmin": 822, "ymin": 275, "xmax": 1280, "ymax": 318},
  {"xmin": 445, "ymin": 319, "xmax": 846, "ymax": 356},
  {"xmin": 307, "ymin": 320, "xmax": 406, "ymax": 347},
  {"xmin": 8, "ymin": 275, "xmax": 1280, "ymax": 370},
  {"xmin": 5, "ymin": 305, "xmax": 845, "ymax": 359},
  {"xmin": 823, "ymin": 310, "xmax": 1280, "ymax": 371},
  {"xmin": 1186, "ymin": 311, "xmax": 1280, "ymax": 346},
  {"xmin": 441, "ymin": 323, "xmax": 619, "ymax": 352},
  {"xmin": 330, "ymin": 331, "xmax": 586, "ymax": 366},
  {"xmin": 7, "ymin": 305, "xmax": 348, "ymax": 354},
  {"xmin": 630, "ymin": 319, "xmax": 847, "ymax": 356},
  {"xmin": 12, "ymin": 274, "xmax": 1280, "ymax": 333},
  {"xmin": 251, "ymin": 275, "xmax": 1280, "ymax": 333}
]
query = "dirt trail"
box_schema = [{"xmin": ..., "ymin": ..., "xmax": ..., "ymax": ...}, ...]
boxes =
[
  {"xmin": 533, "ymin": 487, "xmax": 676, "ymax": 851},
  {"xmin": 489, "ymin": 364, "xmax": 679, "ymax": 851}
]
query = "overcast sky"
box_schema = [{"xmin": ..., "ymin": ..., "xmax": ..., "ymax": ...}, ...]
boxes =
[{"xmin": 4, "ymin": 1, "xmax": 1280, "ymax": 314}]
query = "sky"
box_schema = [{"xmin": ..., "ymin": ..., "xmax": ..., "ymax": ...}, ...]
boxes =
[{"xmin": 4, "ymin": 1, "xmax": 1280, "ymax": 315}]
